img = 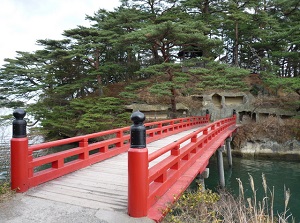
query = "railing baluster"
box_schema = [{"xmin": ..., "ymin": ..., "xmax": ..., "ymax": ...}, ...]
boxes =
[
  {"xmin": 171, "ymin": 145, "xmax": 180, "ymax": 156},
  {"xmin": 79, "ymin": 138, "xmax": 88, "ymax": 160},
  {"xmin": 52, "ymin": 159, "xmax": 64, "ymax": 169}
]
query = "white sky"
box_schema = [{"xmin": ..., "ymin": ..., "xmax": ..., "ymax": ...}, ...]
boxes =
[{"xmin": 0, "ymin": 0, "xmax": 121, "ymax": 67}]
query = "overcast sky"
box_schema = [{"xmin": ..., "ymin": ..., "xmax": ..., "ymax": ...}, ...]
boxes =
[{"xmin": 0, "ymin": 0, "xmax": 121, "ymax": 67}]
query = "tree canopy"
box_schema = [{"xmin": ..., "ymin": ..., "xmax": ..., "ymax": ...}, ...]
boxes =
[{"xmin": 0, "ymin": 0, "xmax": 299, "ymax": 139}]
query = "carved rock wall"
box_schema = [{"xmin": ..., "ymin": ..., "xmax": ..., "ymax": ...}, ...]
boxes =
[{"xmin": 192, "ymin": 92, "xmax": 298, "ymax": 122}]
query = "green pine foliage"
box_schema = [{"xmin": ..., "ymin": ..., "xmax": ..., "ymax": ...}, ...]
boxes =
[
  {"xmin": 189, "ymin": 60, "xmax": 250, "ymax": 92},
  {"xmin": 0, "ymin": 0, "xmax": 299, "ymax": 139},
  {"xmin": 74, "ymin": 97, "xmax": 131, "ymax": 132},
  {"xmin": 29, "ymin": 97, "xmax": 130, "ymax": 139}
]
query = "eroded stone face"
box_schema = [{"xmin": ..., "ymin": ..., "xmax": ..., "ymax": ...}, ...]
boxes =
[
  {"xmin": 192, "ymin": 92, "xmax": 297, "ymax": 122},
  {"xmin": 237, "ymin": 139, "xmax": 300, "ymax": 159}
]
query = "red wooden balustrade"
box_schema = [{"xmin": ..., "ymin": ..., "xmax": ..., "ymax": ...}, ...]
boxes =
[
  {"xmin": 11, "ymin": 115, "xmax": 209, "ymax": 193},
  {"xmin": 128, "ymin": 114, "xmax": 237, "ymax": 221}
]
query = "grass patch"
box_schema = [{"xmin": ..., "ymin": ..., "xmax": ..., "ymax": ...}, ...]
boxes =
[{"xmin": 0, "ymin": 182, "xmax": 15, "ymax": 202}]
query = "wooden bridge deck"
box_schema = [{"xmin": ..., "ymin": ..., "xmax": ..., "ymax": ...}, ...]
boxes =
[{"xmin": 25, "ymin": 127, "xmax": 200, "ymax": 215}]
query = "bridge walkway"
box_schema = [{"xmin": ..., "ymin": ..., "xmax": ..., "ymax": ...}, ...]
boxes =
[{"xmin": 1, "ymin": 127, "xmax": 200, "ymax": 223}]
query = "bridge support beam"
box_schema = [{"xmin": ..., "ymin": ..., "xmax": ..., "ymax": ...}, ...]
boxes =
[
  {"xmin": 128, "ymin": 111, "xmax": 148, "ymax": 217},
  {"xmin": 196, "ymin": 168, "xmax": 209, "ymax": 190},
  {"xmin": 226, "ymin": 137, "xmax": 233, "ymax": 168},
  {"xmin": 217, "ymin": 146, "xmax": 225, "ymax": 188}
]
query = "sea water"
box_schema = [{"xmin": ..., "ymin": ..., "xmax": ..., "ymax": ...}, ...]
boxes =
[{"xmin": 205, "ymin": 156, "xmax": 300, "ymax": 222}]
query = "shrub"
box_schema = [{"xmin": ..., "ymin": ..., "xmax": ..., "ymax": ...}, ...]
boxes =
[
  {"xmin": 163, "ymin": 174, "xmax": 294, "ymax": 223},
  {"xmin": 163, "ymin": 184, "xmax": 220, "ymax": 223}
]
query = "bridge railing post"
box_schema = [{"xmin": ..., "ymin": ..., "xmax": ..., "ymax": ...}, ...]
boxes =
[
  {"xmin": 233, "ymin": 109, "xmax": 237, "ymax": 121},
  {"xmin": 128, "ymin": 111, "xmax": 149, "ymax": 217},
  {"xmin": 205, "ymin": 109, "xmax": 210, "ymax": 123},
  {"xmin": 10, "ymin": 108, "xmax": 29, "ymax": 192}
]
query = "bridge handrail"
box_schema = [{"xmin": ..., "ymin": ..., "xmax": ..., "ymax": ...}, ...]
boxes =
[
  {"xmin": 148, "ymin": 117, "xmax": 234, "ymax": 162},
  {"xmin": 29, "ymin": 127, "xmax": 131, "ymax": 151},
  {"xmin": 147, "ymin": 116, "xmax": 236, "ymax": 206},
  {"xmin": 29, "ymin": 116, "xmax": 207, "ymax": 152},
  {"xmin": 128, "ymin": 113, "xmax": 237, "ymax": 218},
  {"xmin": 145, "ymin": 116, "xmax": 209, "ymax": 143},
  {"xmin": 10, "ymin": 110, "xmax": 208, "ymax": 192}
]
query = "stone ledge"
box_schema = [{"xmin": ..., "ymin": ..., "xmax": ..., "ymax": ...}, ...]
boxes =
[{"xmin": 232, "ymin": 139, "xmax": 300, "ymax": 161}]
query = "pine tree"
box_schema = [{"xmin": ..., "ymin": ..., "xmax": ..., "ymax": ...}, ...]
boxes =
[{"xmin": 121, "ymin": 1, "xmax": 221, "ymax": 117}]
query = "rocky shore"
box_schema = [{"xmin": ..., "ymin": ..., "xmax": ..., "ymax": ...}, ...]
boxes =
[{"xmin": 232, "ymin": 139, "xmax": 300, "ymax": 160}]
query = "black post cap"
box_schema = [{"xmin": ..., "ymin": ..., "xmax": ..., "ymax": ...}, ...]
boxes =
[
  {"xmin": 130, "ymin": 111, "xmax": 146, "ymax": 148},
  {"xmin": 206, "ymin": 109, "xmax": 209, "ymax": 114},
  {"xmin": 233, "ymin": 109, "xmax": 236, "ymax": 116},
  {"xmin": 131, "ymin": 110, "xmax": 145, "ymax": 124},
  {"xmin": 12, "ymin": 108, "xmax": 27, "ymax": 138}
]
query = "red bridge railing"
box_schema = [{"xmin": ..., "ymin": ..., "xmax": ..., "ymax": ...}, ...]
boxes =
[
  {"xmin": 10, "ymin": 109, "xmax": 209, "ymax": 192},
  {"xmin": 128, "ymin": 111, "xmax": 237, "ymax": 220}
]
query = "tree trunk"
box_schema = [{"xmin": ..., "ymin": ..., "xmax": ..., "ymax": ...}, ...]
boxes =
[
  {"xmin": 233, "ymin": 21, "xmax": 239, "ymax": 66},
  {"xmin": 97, "ymin": 75, "xmax": 103, "ymax": 96},
  {"xmin": 170, "ymin": 88, "xmax": 177, "ymax": 119},
  {"xmin": 93, "ymin": 49, "xmax": 103, "ymax": 96},
  {"xmin": 167, "ymin": 67, "xmax": 176, "ymax": 118},
  {"xmin": 202, "ymin": 0, "xmax": 209, "ymax": 14},
  {"xmin": 151, "ymin": 45, "xmax": 161, "ymax": 64}
]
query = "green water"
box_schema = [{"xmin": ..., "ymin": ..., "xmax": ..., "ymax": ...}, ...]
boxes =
[{"xmin": 205, "ymin": 156, "xmax": 300, "ymax": 222}]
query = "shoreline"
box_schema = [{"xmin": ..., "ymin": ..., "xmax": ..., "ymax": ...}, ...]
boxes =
[
  {"xmin": 232, "ymin": 150, "xmax": 300, "ymax": 161},
  {"xmin": 232, "ymin": 139, "xmax": 300, "ymax": 161}
]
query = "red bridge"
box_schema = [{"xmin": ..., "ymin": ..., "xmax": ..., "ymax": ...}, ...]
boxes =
[{"xmin": 10, "ymin": 109, "xmax": 237, "ymax": 222}]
